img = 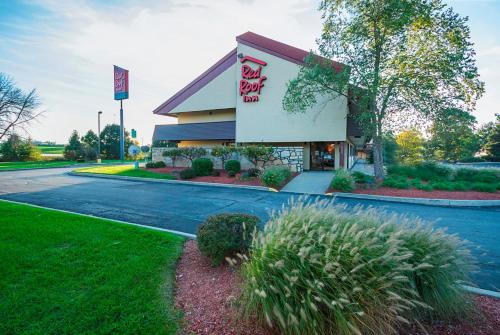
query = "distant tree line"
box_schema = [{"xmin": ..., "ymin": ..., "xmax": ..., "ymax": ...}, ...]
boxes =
[
  {"xmin": 377, "ymin": 110, "xmax": 500, "ymax": 165},
  {"xmin": 64, "ymin": 124, "xmax": 135, "ymax": 161}
]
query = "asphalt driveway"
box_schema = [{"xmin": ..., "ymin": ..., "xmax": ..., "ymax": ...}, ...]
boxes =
[{"xmin": 1, "ymin": 167, "xmax": 499, "ymax": 291}]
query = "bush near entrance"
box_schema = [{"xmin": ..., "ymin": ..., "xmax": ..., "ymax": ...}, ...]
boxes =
[
  {"xmin": 261, "ymin": 166, "xmax": 292, "ymax": 188},
  {"xmin": 330, "ymin": 169, "xmax": 355, "ymax": 192},
  {"xmin": 241, "ymin": 200, "xmax": 475, "ymax": 335},
  {"xmin": 197, "ymin": 213, "xmax": 260, "ymax": 266}
]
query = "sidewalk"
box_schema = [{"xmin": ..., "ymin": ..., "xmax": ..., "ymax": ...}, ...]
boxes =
[{"xmin": 281, "ymin": 171, "xmax": 333, "ymax": 194}]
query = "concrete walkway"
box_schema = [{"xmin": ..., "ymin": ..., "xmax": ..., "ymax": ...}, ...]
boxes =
[{"xmin": 282, "ymin": 171, "xmax": 334, "ymax": 194}]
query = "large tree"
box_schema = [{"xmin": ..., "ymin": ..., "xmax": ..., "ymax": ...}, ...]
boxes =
[
  {"xmin": 283, "ymin": 0, "xmax": 484, "ymax": 179},
  {"xmin": 0, "ymin": 73, "xmax": 42, "ymax": 140},
  {"xmin": 427, "ymin": 108, "xmax": 479, "ymax": 162},
  {"xmin": 100, "ymin": 124, "xmax": 133, "ymax": 159}
]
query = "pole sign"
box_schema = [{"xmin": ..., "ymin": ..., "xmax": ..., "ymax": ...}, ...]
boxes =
[
  {"xmin": 114, "ymin": 65, "xmax": 129, "ymax": 100},
  {"xmin": 239, "ymin": 55, "xmax": 267, "ymax": 103}
]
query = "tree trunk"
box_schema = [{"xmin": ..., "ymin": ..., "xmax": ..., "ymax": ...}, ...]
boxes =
[{"xmin": 372, "ymin": 135, "xmax": 384, "ymax": 180}]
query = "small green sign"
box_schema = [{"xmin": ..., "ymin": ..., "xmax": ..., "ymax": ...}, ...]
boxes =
[{"xmin": 131, "ymin": 129, "xmax": 136, "ymax": 138}]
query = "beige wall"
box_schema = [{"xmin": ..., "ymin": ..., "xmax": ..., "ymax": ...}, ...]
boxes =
[
  {"xmin": 177, "ymin": 109, "xmax": 236, "ymax": 124},
  {"xmin": 235, "ymin": 43, "xmax": 348, "ymax": 143},
  {"xmin": 170, "ymin": 63, "xmax": 237, "ymax": 113}
]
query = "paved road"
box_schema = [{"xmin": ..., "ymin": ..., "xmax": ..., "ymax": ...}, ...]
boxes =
[{"xmin": 1, "ymin": 168, "xmax": 499, "ymax": 291}]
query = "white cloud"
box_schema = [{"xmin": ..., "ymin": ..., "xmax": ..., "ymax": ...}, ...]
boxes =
[
  {"xmin": 1, "ymin": 0, "xmax": 321, "ymax": 143},
  {"xmin": 1, "ymin": 0, "xmax": 497, "ymax": 142}
]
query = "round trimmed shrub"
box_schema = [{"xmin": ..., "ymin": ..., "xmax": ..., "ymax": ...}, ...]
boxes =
[
  {"xmin": 179, "ymin": 168, "xmax": 196, "ymax": 180},
  {"xmin": 261, "ymin": 166, "xmax": 292, "ymax": 188},
  {"xmin": 197, "ymin": 213, "xmax": 260, "ymax": 266},
  {"xmin": 242, "ymin": 200, "xmax": 475, "ymax": 335},
  {"xmin": 145, "ymin": 161, "xmax": 166, "ymax": 168},
  {"xmin": 192, "ymin": 157, "xmax": 213, "ymax": 176},
  {"xmin": 224, "ymin": 159, "xmax": 241, "ymax": 174},
  {"xmin": 330, "ymin": 169, "xmax": 355, "ymax": 192}
]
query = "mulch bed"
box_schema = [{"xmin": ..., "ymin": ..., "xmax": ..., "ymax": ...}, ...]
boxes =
[
  {"xmin": 175, "ymin": 240, "xmax": 270, "ymax": 335},
  {"xmin": 145, "ymin": 167, "xmax": 298, "ymax": 189},
  {"xmin": 145, "ymin": 167, "xmax": 262, "ymax": 186},
  {"xmin": 175, "ymin": 240, "xmax": 500, "ymax": 335},
  {"xmin": 352, "ymin": 187, "xmax": 500, "ymax": 200}
]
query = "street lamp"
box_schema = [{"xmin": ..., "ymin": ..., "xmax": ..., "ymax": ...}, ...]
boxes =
[{"xmin": 97, "ymin": 111, "xmax": 103, "ymax": 163}]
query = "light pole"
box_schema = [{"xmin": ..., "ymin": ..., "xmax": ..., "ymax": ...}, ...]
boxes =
[{"xmin": 97, "ymin": 111, "xmax": 103, "ymax": 163}]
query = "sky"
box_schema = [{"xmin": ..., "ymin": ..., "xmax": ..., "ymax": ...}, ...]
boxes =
[{"xmin": 0, "ymin": 0, "xmax": 499, "ymax": 144}]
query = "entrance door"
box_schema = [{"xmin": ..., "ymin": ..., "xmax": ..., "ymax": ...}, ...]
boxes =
[{"xmin": 310, "ymin": 142, "xmax": 335, "ymax": 170}]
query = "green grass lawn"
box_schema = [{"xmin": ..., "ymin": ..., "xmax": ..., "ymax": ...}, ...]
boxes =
[
  {"xmin": 0, "ymin": 160, "xmax": 136, "ymax": 171},
  {"xmin": 76, "ymin": 165, "xmax": 176, "ymax": 180},
  {"xmin": 36, "ymin": 144, "xmax": 65, "ymax": 154},
  {"xmin": 0, "ymin": 200, "xmax": 185, "ymax": 334},
  {"xmin": 0, "ymin": 160, "xmax": 81, "ymax": 170}
]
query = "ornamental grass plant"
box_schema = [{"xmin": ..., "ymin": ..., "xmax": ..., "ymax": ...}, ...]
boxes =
[{"xmin": 241, "ymin": 198, "xmax": 475, "ymax": 335}]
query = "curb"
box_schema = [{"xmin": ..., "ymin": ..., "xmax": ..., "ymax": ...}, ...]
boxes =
[
  {"xmin": 68, "ymin": 171, "xmax": 271, "ymax": 192},
  {"xmin": 0, "ymin": 198, "xmax": 196, "ymax": 239},
  {"xmin": 462, "ymin": 285, "xmax": 500, "ymax": 299},
  {"xmin": 325, "ymin": 192, "xmax": 500, "ymax": 208}
]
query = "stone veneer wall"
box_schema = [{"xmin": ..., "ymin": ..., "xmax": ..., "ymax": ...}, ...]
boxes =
[
  {"xmin": 152, "ymin": 146, "xmax": 304, "ymax": 172},
  {"xmin": 267, "ymin": 146, "xmax": 303, "ymax": 172}
]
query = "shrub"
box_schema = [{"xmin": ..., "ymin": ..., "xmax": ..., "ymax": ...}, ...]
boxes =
[
  {"xmin": 430, "ymin": 181, "xmax": 455, "ymax": 191},
  {"xmin": 329, "ymin": 169, "xmax": 355, "ymax": 192},
  {"xmin": 242, "ymin": 200, "xmax": 475, "ymax": 335},
  {"xmin": 387, "ymin": 162, "xmax": 452, "ymax": 181},
  {"xmin": 145, "ymin": 161, "xmax": 166, "ymax": 169},
  {"xmin": 454, "ymin": 168, "xmax": 499, "ymax": 183},
  {"xmin": 227, "ymin": 170, "xmax": 237, "ymax": 177},
  {"xmin": 382, "ymin": 175, "xmax": 410, "ymax": 189},
  {"xmin": 247, "ymin": 167, "xmax": 260, "ymax": 177},
  {"xmin": 197, "ymin": 213, "xmax": 260, "ymax": 266},
  {"xmin": 192, "ymin": 158, "xmax": 213, "ymax": 176},
  {"xmin": 261, "ymin": 166, "xmax": 292, "ymax": 188},
  {"xmin": 179, "ymin": 168, "xmax": 196, "ymax": 180},
  {"xmin": 212, "ymin": 170, "xmax": 221, "ymax": 177},
  {"xmin": 416, "ymin": 183, "xmax": 433, "ymax": 191},
  {"xmin": 224, "ymin": 159, "xmax": 241, "ymax": 174},
  {"xmin": 470, "ymin": 182, "xmax": 497, "ymax": 193},
  {"xmin": 351, "ymin": 171, "xmax": 374, "ymax": 184}
]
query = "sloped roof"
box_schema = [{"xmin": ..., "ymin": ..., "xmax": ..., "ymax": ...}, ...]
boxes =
[
  {"xmin": 152, "ymin": 31, "xmax": 343, "ymax": 116},
  {"xmin": 237, "ymin": 31, "xmax": 344, "ymax": 71},
  {"xmin": 152, "ymin": 49, "xmax": 237, "ymax": 116},
  {"xmin": 152, "ymin": 121, "xmax": 235, "ymax": 142}
]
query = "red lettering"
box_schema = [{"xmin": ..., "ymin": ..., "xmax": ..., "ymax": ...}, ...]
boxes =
[
  {"xmin": 239, "ymin": 55, "xmax": 268, "ymax": 103},
  {"xmin": 243, "ymin": 95, "xmax": 259, "ymax": 102},
  {"xmin": 241, "ymin": 65, "xmax": 262, "ymax": 79}
]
